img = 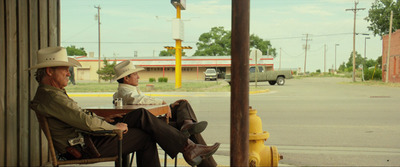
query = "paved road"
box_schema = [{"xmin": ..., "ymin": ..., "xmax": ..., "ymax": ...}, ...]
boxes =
[{"xmin": 70, "ymin": 77, "xmax": 400, "ymax": 166}]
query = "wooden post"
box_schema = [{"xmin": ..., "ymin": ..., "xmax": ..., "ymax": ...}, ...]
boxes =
[
  {"xmin": 29, "ymin": 0, "xmax": 41, "ymax": 165},
  {"xmin": 39, "ymin": 0, "xmax": 50, "ymax": 163},
  {"xmin": 18, "ymin": 1, "xmax": 30, "ymax": 166},
  {"xmin": 385, "ymin": 11, "xmax": 393, "ymax": 83},
  {"xmin": 6, "ymin": 0, "xmax": 18, "ymax": 165},
  {"xmin": 231, "ymin": 0, "xmax": 249, "ymax": 166},
  {"xmin": 0, "ymin": 0, "xmax": 6, "ymax": 166}
]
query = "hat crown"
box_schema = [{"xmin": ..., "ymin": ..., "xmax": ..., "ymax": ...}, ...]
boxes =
[
  {"xmin": 37, "ymin": 47, "xmax": 68, "ymax": 64},
  {"xmin": 27, "ymin": 46, "xmax": 81, "ymax": 70},
  {"xmin": 114, "ymin": 60, "xmax": 144, "ymax": 80}
]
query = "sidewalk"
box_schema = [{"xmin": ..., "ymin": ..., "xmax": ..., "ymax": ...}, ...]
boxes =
[{"xmin": 64, "ymin": 143, "xmax": 292, "ymax": 166}]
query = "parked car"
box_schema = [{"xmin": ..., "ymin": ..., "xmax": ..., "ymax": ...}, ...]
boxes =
[{"xmin": 204, "ymin": 68, "xmax": 217, "ymax": 81}]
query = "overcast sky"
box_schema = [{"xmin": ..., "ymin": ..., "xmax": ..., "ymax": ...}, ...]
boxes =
[{"xmin": 61, "ymin": 0, "xmax": 383, "ymax": 72}]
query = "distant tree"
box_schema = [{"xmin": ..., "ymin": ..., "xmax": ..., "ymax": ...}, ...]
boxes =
[
  {"xmin": 365, "ymin": 0, "xmax": 400, "ymax": 37},
  {"xmin": 250, "ymin": 34, "xmax": 276, "ymax": 57},
  {"xmin": 159, "ymin": 50, "xmax": 173, "ymax": 56},
  {"xmin": 97, "ymin": 59, "xmax": 116, "ymax": 83},
  {"xmin": 376, "ymin": 56, "xmax": 382, "ymax": 68},
  {"xmin": 194, "ymin": 26, "xmax": 231, "ymax": 56},
  {"xmin": 365, "ymin": 59, "xmax": 378, "ymax": 69},
  {"xmin": 345, "ymin": 51, "xmax": 364, "ymax": 69},
  {"xmin": 159, "ymin": 49, "xmax": 187, "ymax": 56},
  {"xmin": 193, "ymin": 26, "xmax": 276, "ymax": 57},
  {"xmin": 338, "ymin": 62, "xmax": 346, "ymax": 72},
  {"xmin": 66, "ymin": 45, "xmax": 87, "ymax": 56}
]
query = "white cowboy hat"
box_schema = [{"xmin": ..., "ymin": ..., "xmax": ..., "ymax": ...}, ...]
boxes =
[
  {"xmin": 114, "ymin": 60, "xmax": 144, "ymax": 80},
  {"xmin": 27, "ymin": 47, "xmax": 81, "ymax": 70}
]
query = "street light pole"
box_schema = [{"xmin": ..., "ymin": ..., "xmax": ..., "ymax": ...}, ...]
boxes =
[
  {"xmin": 364, "ymin": 37, "xmax": 370, "ymax": 59},
  {"xmin": 335, "ymin": 44, "xmax": 339, "ymax": 72},
  {"xmin": 362, "ymin": 37, "xmax": 370, "ymax": 81}
]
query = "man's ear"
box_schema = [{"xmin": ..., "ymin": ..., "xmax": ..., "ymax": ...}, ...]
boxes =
[
  {"xmin": 45, "ymin": 67, "xmax": 54, "ymax": 76},
  {"xmin": 123, "ymin": 76, "xmax": 129, "ymax": 83}
]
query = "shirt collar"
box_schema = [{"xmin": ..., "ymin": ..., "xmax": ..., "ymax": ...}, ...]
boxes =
[{"xmin": 39, "ymin": 84, "xmax": 68, "ymax": 96}]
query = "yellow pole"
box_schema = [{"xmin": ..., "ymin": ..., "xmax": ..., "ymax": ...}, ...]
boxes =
[
  {"xmin": 175, "ymin": 5, "xmax": 182, "ymax": 88},
  {"xmin": 176, "ymin": 40, "xmax": 182, "ymax": 88}
]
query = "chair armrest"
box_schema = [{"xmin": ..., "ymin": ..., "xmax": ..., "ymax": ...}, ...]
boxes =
[{"xmin": 76, "ymin": 129, "xmax": 123, "ymax": 139}]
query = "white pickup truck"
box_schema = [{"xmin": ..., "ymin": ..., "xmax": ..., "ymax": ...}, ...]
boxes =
[{"xmin": 225, "ymin": 66, "xmax": 293, "ymax": 85}]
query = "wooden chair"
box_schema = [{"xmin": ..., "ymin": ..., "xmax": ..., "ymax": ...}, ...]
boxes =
[{"xmin": 31, "ymin": 107, "xmax": 124, "ymax": 167}]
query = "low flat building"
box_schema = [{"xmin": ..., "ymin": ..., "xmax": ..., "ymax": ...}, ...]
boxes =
[{"xmin": 74, "ymin": 56, "xmax": 274, "ymax": 81}]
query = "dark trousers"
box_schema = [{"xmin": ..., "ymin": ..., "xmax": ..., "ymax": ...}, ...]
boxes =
[
  {"xmin": 92, "ymin": 108, "xmax": 187, "ymax": 166},
  {"xmin": 170, "ymin": 101, "xmax": 218, "ymax": 167}
]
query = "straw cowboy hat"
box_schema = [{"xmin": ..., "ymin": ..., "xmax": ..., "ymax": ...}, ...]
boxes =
[
  {"xmin": 114, "ymin": 60, "xmax": 144, "ymax": 80},
  {"xmin": 27, "ymin": 47, "xmax": 81, "ymax": 70}
]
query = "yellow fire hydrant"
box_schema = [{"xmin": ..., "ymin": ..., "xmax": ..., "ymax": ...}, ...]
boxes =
[{"xmin": 249, "ymin": 107, "xmax": 283, "ymax": 167}]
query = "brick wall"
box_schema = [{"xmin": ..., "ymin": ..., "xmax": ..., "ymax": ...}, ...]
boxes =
[{"xmin": 382, "ymin": 29, "xmax": 400, "ymax": 82}]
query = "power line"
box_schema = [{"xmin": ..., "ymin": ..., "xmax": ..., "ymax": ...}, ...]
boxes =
[
  {"xmin": 281, "ymin": 48, "xmax": 303, "ymax": 57},
  {"xmin": 61, "ymin": 23, "xmax": 97, "ymax": 43},
  {"xmin": 61, "ymin": 41, "xmax": 193, "ymax": 44},
  {"xmin": 266, "ymin": 32, "xmax": 354, "ymax": 41}
]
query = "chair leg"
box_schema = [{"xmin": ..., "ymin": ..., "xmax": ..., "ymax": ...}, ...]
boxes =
[
  {"xmin": 116, "ymin": 139, "xmax": 122, "ymax": 167},
  {"xmin": 129, "ymin": 152, "xmax": 135, "ymax": 167},
  {"xmin": 164, "ymin": 151, "xmax": 167, "ymax": 167},
  {"xmin": 174, "ymin": 156, "xmax": 177, "ymax": 167},
  {"xmin": 122, "ymin": 154, "xmax": 130, "ymax": 167}
]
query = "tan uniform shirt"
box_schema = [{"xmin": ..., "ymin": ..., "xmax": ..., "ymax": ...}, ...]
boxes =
[
  {"xmin": 113, "ymin": 83, "xmax": 164, "ymax": 105},
  {"xmin": 31, "ymin": 84, "xmax": 116, "ymax": 153}
]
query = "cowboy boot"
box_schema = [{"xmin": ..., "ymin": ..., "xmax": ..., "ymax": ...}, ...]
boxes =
[
  {"xmin": 180, "ymin": 120, "xmax": 208, "ymax": 137},
  {"xmin": 182, "ymin": 139, "xmax": 220, "ymax": 166}
]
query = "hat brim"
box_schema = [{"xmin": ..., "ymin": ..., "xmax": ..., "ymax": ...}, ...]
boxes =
[
  {"xmin": 26, "ymin": 57, "xmax": 81, "ymax": 70},
  {"xmin": 114, "ymin": 67, "xmax": 145, "ymax": 80}
]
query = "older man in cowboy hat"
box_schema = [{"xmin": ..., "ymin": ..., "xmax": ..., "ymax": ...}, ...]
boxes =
[
  {"xmin": 29, "ymin": 47, "xmax": 220, "ymax": 166},
  {"xmin": 113, "ymin": 60, "xmax": 218, "ymax": 166}
]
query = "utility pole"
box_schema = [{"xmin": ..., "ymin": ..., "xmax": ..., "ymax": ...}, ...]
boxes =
[
  {"xmin": 94, "ymin": 5, "xmax": 101, "ymax": 83},
  {"xmin": 279, "ymin": 48, "xmax": 282, "ymax": 70},
  {"xmin": 335, "ymin": 44, "xmax": 339, "ymax": 72},
  {"xmin": 324, "ymin": 44, "xmax": 326, "ymax": 73},
  {"xmin": 346, "ymin": 1, "xmax": 365, "ymax": 82},
  {"xmin": 385, "ymin": 11, "xmax": 393, "ymax": 83},
  {"xmin": 303, "ymin": 34, "xmax": 311, "ymax": 74}
]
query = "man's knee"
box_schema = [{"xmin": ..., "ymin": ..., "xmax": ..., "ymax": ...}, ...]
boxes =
[{"xmin": 180, "ymin": 100, "xmax": 190, "ymax": 107}]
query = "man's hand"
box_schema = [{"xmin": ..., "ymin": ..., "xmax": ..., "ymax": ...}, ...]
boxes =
[
  {"xmin": 104, "ymin": 113, "xmax": 126, "ymax": 123},
  {"xmin": 170, "ymin": 99, "xmax": 187, "ymax": 108},
  {"xmin": 115, "ymin": 123, "xmax": 128, "ymax": 134}
]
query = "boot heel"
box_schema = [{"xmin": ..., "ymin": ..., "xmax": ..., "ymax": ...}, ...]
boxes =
[{"xmin": 187, "ymin": 156, "xmax": 202, "ymax": 166}]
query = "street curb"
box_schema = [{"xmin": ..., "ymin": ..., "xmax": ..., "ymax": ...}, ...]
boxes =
[
  {"xmin": 68, "ymin": 89, "xmax": 270, "ymax": 97},
  {"xmin": 249, "ymin": 89, "xmax": 270, "ymax": 94}
]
